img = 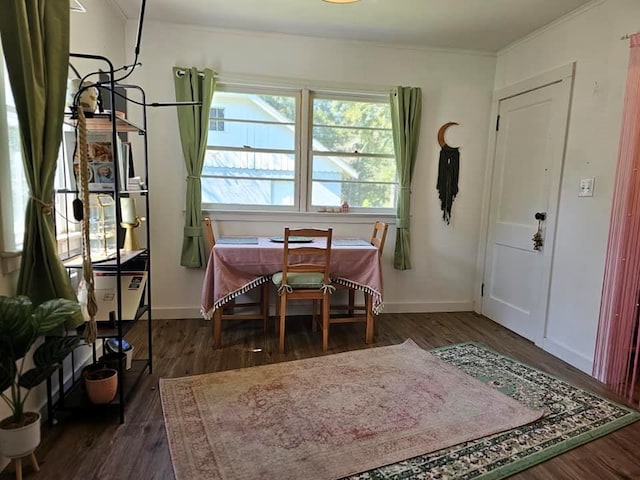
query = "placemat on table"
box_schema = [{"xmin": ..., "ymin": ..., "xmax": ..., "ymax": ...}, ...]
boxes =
[
  {"xmin": 217, "ymin": 237, "xmax": 259, "ymax": 244},
  {"xmin": 333, "ymin": 238, "xmax": 372, "ymax": 246}
]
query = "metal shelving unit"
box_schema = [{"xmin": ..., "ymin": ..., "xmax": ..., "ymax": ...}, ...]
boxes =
[{"xmin": 47, "ymin": 53, "xmax": 152, "ymax": 425}]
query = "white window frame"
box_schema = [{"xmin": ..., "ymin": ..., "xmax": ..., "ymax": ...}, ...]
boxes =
[
  {"xmin": 202, "ymin": 84, "xmax": 301, "ymax": 212},
  {"xmin": 0, "ymin": 48, "xmax": 26, "ymax": 274},
  {"xmin": 201, "ymin": 81, "xmax": 396, "ymax": 215},
  {"xmin": 307, "ymin": 90, "xmax": 396, "ymax": 213}
]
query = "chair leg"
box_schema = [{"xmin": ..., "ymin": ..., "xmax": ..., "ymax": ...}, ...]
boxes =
[
  {"xmin": 311, "ymin": 299, "xmax": 318, "ymax": 332},
  {"xmin": 322, "ymin": 294, "xmax": 329, "ymax": 352},
  {"xmin": 222, "ymin": 298, "xmax": 236, "ymax": 315},
  {"xmin": 348, "ymin": 289, "xmax": 356, "ymax": 316},
  {"xmin": 279, "ymin": 294, "xmax": 287, "ymax": 354},
  {"xmin": 274, "ymin": 293, "xmax": 280, "ymax": 334},
  {"xmin": 262, "ymin": 284, "xmax": 270, "ymax": 332},
  {"xmin": 312, "ymin": 299, "xmax": 318, "ymax": 331}
]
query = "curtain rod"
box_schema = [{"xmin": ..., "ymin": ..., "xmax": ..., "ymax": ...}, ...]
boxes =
[{"xmin": 175, "ymin": 69, "xmax": 217, "ymax": 78}]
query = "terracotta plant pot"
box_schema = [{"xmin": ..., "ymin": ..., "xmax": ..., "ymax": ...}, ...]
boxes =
[
  {"xmin": 0, "ymin": 412, "xmax": 41, "ymax": 458},
  {"xmin": 84, "ymin": 368, "xmax": 118, "ymax": 405}
]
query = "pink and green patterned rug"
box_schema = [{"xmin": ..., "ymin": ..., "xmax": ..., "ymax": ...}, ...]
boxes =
[
  {"xmin": 160, "ymin": 341, "xmax": 639, "ymax": 480},
  {"xmin": 160, "ymin": 340, "xmax": 543, "ymax": 480}
]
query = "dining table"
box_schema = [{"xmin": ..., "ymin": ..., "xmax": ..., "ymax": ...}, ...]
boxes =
[{"xmin": 200, "ymin": 236, "xmax": 384, "ymax": 348}]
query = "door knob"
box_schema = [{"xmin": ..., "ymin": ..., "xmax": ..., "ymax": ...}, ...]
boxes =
[{"xmin": 534, "ymin": 212, "xmax": 546, "ymax": 221}]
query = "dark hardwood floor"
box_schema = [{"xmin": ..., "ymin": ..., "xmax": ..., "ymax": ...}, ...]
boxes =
[{"xmin": 5, "ymin": 312, "xmax": 640, "ymax": 479}]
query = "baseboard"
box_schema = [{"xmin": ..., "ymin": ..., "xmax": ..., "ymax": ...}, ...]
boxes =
[
  {"xmin": 381, "ymin": 301, "xmax": 474, "ymax": 313},
  {"xmin": 154, "ymin": 300, "xmax": 475, "ymax": 320},
  {"xmin": 541, "ymin": 337, "xmax": 593, "ymax": 375},
  {"xmin": 154, "ymin": 306, "xmax": 204, "ymax": 319}
]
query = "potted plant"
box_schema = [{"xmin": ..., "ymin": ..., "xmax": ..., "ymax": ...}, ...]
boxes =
[{"xmin": 0, "ymin": 295, "xmax": 80, "ymax": 459}]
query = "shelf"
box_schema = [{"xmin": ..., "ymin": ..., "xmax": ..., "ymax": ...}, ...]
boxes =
[
  {"xmin": 76, "ymin": 306, "xmax": 150, "ymax": 338},
  {"xmin": 64, "ymin": 112, "xmax": 145, "ymax": 134},
  {"xmin": 51, "ymin": 53, "xmax": 152, "ymax": 425},
  {"xmin": 121, "ymin": 189, "xmax": 149, "ymax": 195},
  {"xmin": 64, "ymin": 249, "xmax": 147, "ymax": 269},
  {"xmin": 53, "ymin": 359, "xmax": 150, "ymax": 418}
]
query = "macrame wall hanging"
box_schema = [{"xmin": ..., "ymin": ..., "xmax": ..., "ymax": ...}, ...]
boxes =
[{"xmin": 436, "ymin": 122, "xmax": 460, "ymax": 225}]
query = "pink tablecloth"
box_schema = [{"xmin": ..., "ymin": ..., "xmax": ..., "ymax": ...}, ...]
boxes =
[{"xmin": 201, "ymin": 237, "xmax": 383, "ymax": 319}]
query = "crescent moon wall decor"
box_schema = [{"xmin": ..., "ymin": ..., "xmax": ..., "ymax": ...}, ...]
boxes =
[
  {"xmin": 436, "ymin": 122, "xmax": 460, "ymax": 225},
  {"xmin": 437, "ymin": 121, "xmax": 459, "ymax": 148}
]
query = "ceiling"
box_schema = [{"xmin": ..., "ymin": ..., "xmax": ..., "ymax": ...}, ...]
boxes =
[{"xmin": 111, "ymin": 0, "xmax": 592, "ymax": 52}]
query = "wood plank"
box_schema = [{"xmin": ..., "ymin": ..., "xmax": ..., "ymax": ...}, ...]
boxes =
[{"xmin": 8, "ymin": 312, "xmax": 639, "ymax": 480}]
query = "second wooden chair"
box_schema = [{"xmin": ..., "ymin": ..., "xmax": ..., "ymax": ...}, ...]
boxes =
[
  {"xmin": 329, "ymin": 221, "xmax": 388, "ymax": 344},
  {"xmin": 203, "ymin": 217, "xmax": 270, "ymax": 345}
]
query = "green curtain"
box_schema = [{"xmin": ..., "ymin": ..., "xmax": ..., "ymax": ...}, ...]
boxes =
[
  {"xmin": 390, "ymin": 86, "xmax": 422, "ymax": 270},
  {"xmin": 173, "ymin": 67, "xmax": 216, "ymax": 268},
  {"xmin": 0, "ymin": 0, "xmax": 81, "ymax": 327}
]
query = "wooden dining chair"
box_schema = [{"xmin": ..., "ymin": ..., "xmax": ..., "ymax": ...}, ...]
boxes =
[
  {"xmin": 335, "ymin": 221, "xmax": 388, "ymax": 315},
  {"xmin": 203, "ymin": 217, "xmax": 270, "ymax": 334},
  {"xmin": 272, "ymin": 227, "xmax": 333, "ymax": 353},
  {"xmin": 328, "ymin": 221, "xmax": 388, "ymax": 343}
]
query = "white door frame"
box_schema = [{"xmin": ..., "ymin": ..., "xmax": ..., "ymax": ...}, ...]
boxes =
[{"xmin": 474, "ymin": 63, "xmax": 575, "ymax": 345}]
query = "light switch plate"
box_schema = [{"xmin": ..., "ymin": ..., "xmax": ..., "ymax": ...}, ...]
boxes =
[{"xmin": 579, "ymin": 177, "xmax": 595, "ymax": 197}]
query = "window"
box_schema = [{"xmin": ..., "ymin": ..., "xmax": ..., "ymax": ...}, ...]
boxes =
[
  {"xmin": 209, "ymin": 107, "xmax": 225, "ymax": 132},
  {"xmin": 202, "ymin": 85, "xmax": 395, "ymax": 213},
  {"xmin": 0, "ymin": 48, "xmax": 28, "ymax": 254},
  {"xmin": 0, "ymin": 47, "xmax": 81, "ymax": 262},
  {"xmin": 54, "ymin": 127, "xmax": 82, "ymax": 261},
  {"xmin": 310, "ymin": 95, "xmax": 395, "ymax": 209}
]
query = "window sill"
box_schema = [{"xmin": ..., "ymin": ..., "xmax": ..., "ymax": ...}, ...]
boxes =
[
  {"xmin": 202, "ymin": 209, "xmax": 396, "ymax": 225},
  {"xmin": 1, "ymin": 251, "xmax": 21, "ymax": 275}
]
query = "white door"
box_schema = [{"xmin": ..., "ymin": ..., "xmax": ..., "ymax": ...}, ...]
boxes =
[{"xmin": 483, "ymin": 76, "xmax": 572, "ymax": 344}]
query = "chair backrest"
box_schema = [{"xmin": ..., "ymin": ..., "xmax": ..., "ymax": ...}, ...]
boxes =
[
  {"xmin": 281, "ymin": 227, "xmax": 333, "ymax": 286},
  {"xmin": 370, "ymin": 221, "xmax": 389, "ymax": 253},
  {"xmin": 203, "ymin": 217, "xmax": 215, "ymax": 254}
]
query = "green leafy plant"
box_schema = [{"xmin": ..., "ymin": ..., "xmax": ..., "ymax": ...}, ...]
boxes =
[{"xmin": 0, "ymin": 295, "xmax": 80, "ymax": 427}]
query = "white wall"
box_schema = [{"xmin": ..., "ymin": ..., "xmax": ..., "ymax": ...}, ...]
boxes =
[
  {"xmin": 69, "ymin": 0, "xmax": 126, "ymax": 73},
  {"xmin": 124, "ymin": 22, "xmax": 497, "ymax": 319},
  {"xmin": 494, "ymin": 0, "xmax": 639, "ymax": 372}
]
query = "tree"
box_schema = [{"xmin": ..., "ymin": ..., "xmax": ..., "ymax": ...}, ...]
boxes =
[{"xmin": 260, "ymin": 95, "xmax": 395, "ymax": 207}]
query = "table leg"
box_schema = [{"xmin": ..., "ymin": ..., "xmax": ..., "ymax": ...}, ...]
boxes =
[
  {"xmin": 365, "ymin": 293, "xmax": 374, "ymax": 344},
  {"xmin": 213, "ymin": 309, "xmax": 222, "ymax": 349}
]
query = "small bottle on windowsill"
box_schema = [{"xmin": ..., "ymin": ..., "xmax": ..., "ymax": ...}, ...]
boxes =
[{"xmin": 341, "ymin": 201, "xmax": 349, "ymax": 213}]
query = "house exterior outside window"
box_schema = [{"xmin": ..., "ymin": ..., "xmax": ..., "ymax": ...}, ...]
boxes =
[{"xmin": 209, "ymin": 107, "xmax": 225, "ymax": 132}]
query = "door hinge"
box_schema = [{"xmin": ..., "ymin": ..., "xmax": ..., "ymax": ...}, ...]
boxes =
[
  {"xmin": 495, "ymin": 115, "xmax": 500, "ymax": 131},
  {"xmin": 481, "ymin": 283, "xmax": 485, "ymax": 297}
]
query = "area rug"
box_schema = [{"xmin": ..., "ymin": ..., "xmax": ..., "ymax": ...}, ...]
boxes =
[
  {"xmin": 345, "ymin": 342, "xmax": 640, "ymax": 480},
  {"xmin": 160, "ymin": 339, "xmax": 543, "ymax": 480}
]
